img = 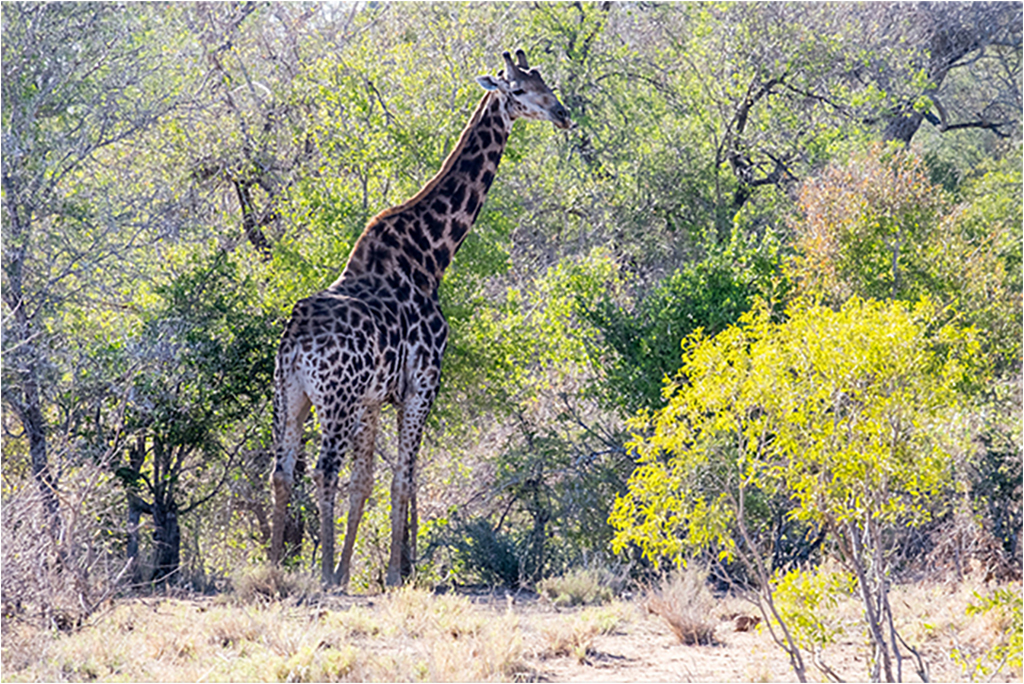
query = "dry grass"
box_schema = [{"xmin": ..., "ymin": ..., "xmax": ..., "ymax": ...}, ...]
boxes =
[
  {"xmin": 2, "ymin": 569, "xmax": 1019, "ymax": 682},
  {"xmin": 538, "ymin": 601, "xmax": 632, "ymax": 664},
  {"xmin": 535, "ymin": 567, "xmax": 623, "ymax": 607},
  {"xmin": 644, "ymin": 565, "xmax": 718, "ymax": 645},
  {"xmin": 1, "ymin": 587, "xmax": 530, "ymax": 682},
  {"xmin": 751, "ymin": 562, "xmax": 1022, "ymax": 682},
  {"xmin": 882, "ymin": 566, "xmax": 1022, "ymax": 682},
  {"xmin": 229, "ymin": 564, "xmax": 323, "ymax": 605},
  {"xmin": 540, "ymin": 618, "xmax": 599, "ymax": 663}
]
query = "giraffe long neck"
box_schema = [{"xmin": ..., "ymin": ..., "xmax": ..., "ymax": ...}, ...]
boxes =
[{"xmin": 340, "ymin": 91, "xmax": 512, "ymax": 292}]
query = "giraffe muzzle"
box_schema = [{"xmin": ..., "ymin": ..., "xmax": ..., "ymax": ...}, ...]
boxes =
[{"xmin": 552, "ymin": 106, "xmax": 574, "ymax": 130}]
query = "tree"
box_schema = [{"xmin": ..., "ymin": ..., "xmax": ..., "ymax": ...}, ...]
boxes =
[
  {"xmin": 789, "ymin": 145, "xmax": 945, "ymax": 304},
  {"xmin": 182, "ymin": 2, "xmax": 322, "ymax": 258},
  {"xmin": 114, "ymin": 254, "xmax": 275, "ymax": 582},
  {"xmin": 1, "ymin": 2, "xmax": 175, "ymax": 547},
  {"xmin": 788, "ymin": 144, "xmax": 1022, "ymax": 585},
  {"xmin": 790, "ymin": 144, "xmax": 1022, "ymax": 371},
  {"xmin": 876, "ymin": 2, "xmax": 1022, "ymax": 145},
  {"xmin": 611, "ymin": 297, "xmax": 981, "ymax": 681},
  {"xmin": 584, "ymin": 239, "xmax": 785, "ymax": 416},
  {"xmin": 636, "ymin": 2, "xmax": 1021, "ymax": 232}
]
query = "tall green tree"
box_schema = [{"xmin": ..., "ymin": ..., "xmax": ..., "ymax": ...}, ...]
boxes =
[
  {"xmin": 1, "ymin": 2, "xmax": 175, "ymax": 541},
  {"xmin": 115, "ymin": 254, "xmax": 276, "ymax": 582}
]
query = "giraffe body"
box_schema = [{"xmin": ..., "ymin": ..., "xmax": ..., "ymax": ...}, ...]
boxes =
[{"xmin": 270, "ymin": 50, "xmax": 571, "ymax": 587}]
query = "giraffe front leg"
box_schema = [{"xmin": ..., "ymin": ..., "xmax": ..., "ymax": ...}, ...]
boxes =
[
  {"xmin": 335, "ymin": 406, "xmax": 378, "ymax": 591},
  {"xmin": 386, "ymin": 463, "xmax": 413, "ymax": 588},
  {"xmin": 387, "ymin": 394, "xmax": 433, "ymax": 588},
  {"xmin": 313, "ymin": 467, "xmax": 339, "ymax": 585}
]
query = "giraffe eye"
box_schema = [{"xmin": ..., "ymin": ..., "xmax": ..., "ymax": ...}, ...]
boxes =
[{"xmin": 511, "ymin": 88, "xmax": 525, "ymax": 96}]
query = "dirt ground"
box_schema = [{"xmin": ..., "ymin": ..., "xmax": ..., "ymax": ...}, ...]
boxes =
[
  {"xmin": 453, "ymin": 588, "xmax": 1013, "ymax": 683},
  {"xmin": 519, "ymin": 600, "xmax": 801, "ymax": 682}
]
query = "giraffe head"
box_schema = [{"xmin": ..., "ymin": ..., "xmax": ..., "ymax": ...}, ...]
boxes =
[{"xmin": 475, "ymin": 49, "xmax": 573, "ymax": 130}]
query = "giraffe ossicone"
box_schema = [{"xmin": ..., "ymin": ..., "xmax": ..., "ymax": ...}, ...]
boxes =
[{"xmin": 269, "ymin": 49, "xmax": 572, "ymax": 588}]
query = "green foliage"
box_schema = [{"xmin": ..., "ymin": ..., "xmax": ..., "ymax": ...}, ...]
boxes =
[
  {"xmin": 954, "ymin": 586, "xmax": 1024, "ymax": 680},
  {"xmin": 945, "ymin": 149, "xmax": 1023, "ymax": 375},
  {"xmin": 432, "ymin": 517, "xmax": 523, "ymax": 588},
  {"xmin": 770, "ymin": 564, "xmax": 856, "ymax": 656},
  {"xmin": 790, "ymin": 144, "xmax": 947, "ymax": 303},
  {"xmin": 966, "ymin": 376, "xmax": 1024, "ymax": 560},
  {"xmin": 443, "ymin": 247, "xmax": 622, "ymax": 420},
  {"xmin": 585, "ymin": 237, "xmax": 785, "ymax": 415},
  {"xmin": 129, "ymin": 252, "xmax": 276, "ymax": 443}
]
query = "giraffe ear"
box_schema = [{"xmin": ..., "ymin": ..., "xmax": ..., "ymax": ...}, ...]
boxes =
[{"xmin": 475, "ymin": 75, "xmax": 506, "ymax": 92}]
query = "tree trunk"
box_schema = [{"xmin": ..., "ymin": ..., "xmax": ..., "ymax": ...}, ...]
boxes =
[
  {"xmin": 124, "ymin": 436, "xmax": 148, "ymax": 583},
  {"xmin": 844, "ymin": 520, "xmax": 895, "ymax": 682},
  {"xmin": 151, "ymin": 497, "xmax": 181, "ymax": 584},
  {"xmin": 126, "ymin": 497, "xmax": 146, "ymax": 584},
  {"xmin": 10, "ymin": 318, "xmax": 63, "ymax": 551},
  {"xmin": 883, "ymin": 6, "xmax": 988, "ymax": 146},
  {"xmin": 1, "ymin": 196, "xmax": 63, "ymax": 545},
  {"xmin": 526, "ymin": 484, "xmax": 549, "ymax": 585},
  {"xmin": 22, "ymin": 376, "xmax": 61, "ymax": 540},
  {"xmin": 883, "ymin": 107, "xmax": 926, "ymax": 145}
]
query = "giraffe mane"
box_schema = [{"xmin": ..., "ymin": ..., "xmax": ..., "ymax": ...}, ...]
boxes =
[{"xmin": 362, "ymin": 90, "xmax": 497, "ymax": 228}]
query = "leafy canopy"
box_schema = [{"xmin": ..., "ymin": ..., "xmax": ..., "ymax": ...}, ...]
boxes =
[{"xmin": 584, "ymin": 236, "xmax": 785, "ymax": 416}]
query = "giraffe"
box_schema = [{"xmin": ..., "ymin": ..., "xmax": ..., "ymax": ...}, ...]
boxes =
[{"xmin": 270, "ymin": 49, "xmax": 572, "ymax": 587}]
